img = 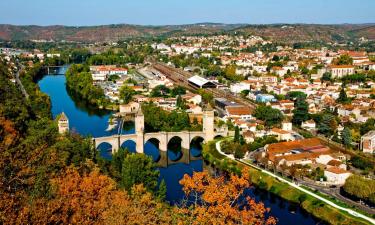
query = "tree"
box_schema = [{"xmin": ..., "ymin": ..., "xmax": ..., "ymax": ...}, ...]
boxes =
[
  {"xmin": 108, "ymin": 74, "xmax": 120, "ymax": 82},
  {"xmin": 343, "ymin": 175, "xmax": 375, "ymax": 204},
  {"xmin": 253, "ymin": 105, "xmax": 284, "ymax": 128},
  {"xmin": 342, "ymin": 127, "xmax": 352, "ymax": 148},
  {"xmin": 178, "ymin": 170, "xmax": 276, "ymax": 225},
  {"xmin": 336, "ymin": 87, "xmax": 350, "ymax": 104},
  {"xmin": 150, "ymin": 85, "xmax": 170, "ymax": 97},
  {"xmin": 170, "ymin": 86, "xmax": 186, "ymax": 97},
  {"xmin": 176, "ymin": 95, "xmax": 186, "ymax": 109},
  {"xmin": 234, "ymin": 126, "xmax": 240, "ymax": 142},
  {"xmin": 286, "ymin": 91, "xmax": 307, "ymax": 100},
  {"xmin": 234, "ymin": 145, "xmax": 247, "ymax": 159},
  {"xmin": 119, "ymin": 85, "xmax": 136, "ymax": 104},
  {"xmin": 120, "ymin": 154, "xmax": 160, "ymax": 193},
  {"xmin": 292, "ymin": 98, "xmax": 309, "ymax": 125},
  {"xmin": 334, "ymin": 54, "xmax": 353, "ymax": 65},
  {"xmin": 318, "ymin": 114, "xmax": 337, "ymax": 136},
  {"xmin": 322, "ymin": 72, "xmax": 332, "ymax": 82},
  {"xmin": 25, "ymin": 168, "xmax": 174, "ymax": 225}
]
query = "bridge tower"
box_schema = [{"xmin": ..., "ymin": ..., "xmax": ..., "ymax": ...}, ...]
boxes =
[
  {"xmin": 58, "ymin": 112, "xmax": 69, "ymax": 134},
  {"xmin": 203, "ymin": 105, "xmax": 215, "ymax": 141},
  {"xmin": 135, "ymin": 109, "xmax": 145, "ymax": 153}
]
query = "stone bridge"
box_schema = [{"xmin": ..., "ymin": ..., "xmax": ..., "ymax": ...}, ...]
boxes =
[{"xmin": 93, "ymin": 108, "xmax": 228, "ymax": 166}]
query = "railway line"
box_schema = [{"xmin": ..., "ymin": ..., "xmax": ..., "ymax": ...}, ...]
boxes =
[{"xmin": 152, "ymin": 63, "xmax": 257, "ymax": 111}]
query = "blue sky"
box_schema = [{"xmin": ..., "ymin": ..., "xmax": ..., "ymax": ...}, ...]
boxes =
[{"xmin": 0, "ymin": 0, "xmax": 374, "ymax": 26}]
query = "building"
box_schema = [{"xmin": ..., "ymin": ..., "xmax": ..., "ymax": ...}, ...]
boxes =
[
  {"xmin": 58, "ymin": 112, "xmax": 69, "ymax": 134},
  {"xmin": 265, "ymin": 138, "xmax": 331, "ymax": 167},
  {"xmin": 329, "ymin": 65, "xmax": 355, "ymax": 78},
  {"xmin": 324, "ymin": 167, "xmax": 352, "ymax": 185},
  {"xmin": 256, "ymin": 94, "xmax": 276, "ymax": 103},
  {"xmin": 360, "ymin": 130, "xmax": 375, "ymax": 154},
  {"xmin": 188, "ymin": 75, "xmax": 217, "ymax": 89},
  {"xmin": 269, "ymin": 128, "xmax": 293, "ymax": 141},
  {"xmin": 225, "ymin": 105, "xmax": 253, "ymax": 120},
  {"xmin": 301, "ymin": 120, "xmax": 316, "ymax": 130}
]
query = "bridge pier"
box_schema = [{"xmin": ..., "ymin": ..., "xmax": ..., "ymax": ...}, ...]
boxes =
[{"xmin": 157, "ymin": 151, "xmax": 168, "ymax": 168}]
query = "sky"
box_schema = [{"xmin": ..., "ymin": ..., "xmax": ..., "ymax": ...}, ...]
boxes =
[{"xmin": 0, "ymin": 0, "xmax": 374, "ymax": 26}]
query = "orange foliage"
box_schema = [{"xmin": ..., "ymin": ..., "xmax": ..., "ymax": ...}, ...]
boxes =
[
  {"xmin": 21, "ymin": 167, "xmax": 173, "ymax": 225},
  {"xmin": 178, "ymin": 169, "xmax": 277, "ymax": 225},
  {"xmin": 0, "ymin": 117, "xmax": 19, "ymax": 148}
]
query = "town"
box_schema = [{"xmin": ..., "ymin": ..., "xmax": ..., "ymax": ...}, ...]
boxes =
[{"xmin": 1, "ymin": 22, "xmax": 375, "ymax": 225}]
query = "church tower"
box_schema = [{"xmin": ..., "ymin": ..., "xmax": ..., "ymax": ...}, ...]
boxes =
[
  {"xmin": 203, "ymin": 104, "xmax": 215, "ymax": 141},
  {"xmin": 58, "ymin": 112, "xmax": 69, "ymax": 134}
]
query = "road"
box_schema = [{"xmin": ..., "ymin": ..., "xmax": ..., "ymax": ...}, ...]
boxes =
[
  {"xmin": 14, "ymin": 66, "xmax": 29, "ymax": 99},
  {"xmin": 215, "ymin": 141, "xmax": 375, "ymax": 225}
]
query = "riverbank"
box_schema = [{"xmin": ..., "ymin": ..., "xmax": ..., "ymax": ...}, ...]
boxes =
[{"xmin": 202, "ymin": 140, "xmax": 374, "ymax": 225}]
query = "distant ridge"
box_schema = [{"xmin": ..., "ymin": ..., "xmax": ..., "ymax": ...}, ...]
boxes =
[{"xmin": 0, "ymin": 23, "xmax": 374, "ymax": 43}]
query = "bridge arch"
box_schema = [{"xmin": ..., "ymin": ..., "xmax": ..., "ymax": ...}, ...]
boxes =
[
  {"xmin": 190, "ymin": 136, "xmax": 205, "ymax": 157},
  {"xmin": 144, "ymin": 138, "xmax": 161, "ymax": 162},
  {"xmin": 167, "ymin": 136, "xmax": 183, "ymax": 161},
  {"xmin": 96, "ymin": 142, "xmax": 113, "ymax": 159},
  {"xmin": 120, "ymin": 139, "xmax": 137, "ymax": 153}
]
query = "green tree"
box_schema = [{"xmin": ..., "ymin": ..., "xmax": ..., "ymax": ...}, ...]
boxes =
[
  {"xmin": 286, "ymin": 91, "xmax": 307, "ymax": 100},
  {"xmin": 150, "ymin": 85, "xmax": 170, "ymax": 97},
  {"xmin": 342, "ymin": 127, "xmax": 352, "ymax": 147},
  {"xmin": 234, "ymin": 126, "xmax": 240, "ymax": 143},
  {"xmin": 335, "ymin": 54, "xmax": 353, "ymax": 65},
  {"xmin": 170, "ymin": 86, "xmax": 186, "ymax": 97},
  {"xmin": 120, "ymin": 154, "xmax": 160, "ymax": 193},
  {"xmin": 119, "ymin": 85, "xmax": 136, "ymax": 104},
  {"xmin": 176, "ymin": 95, "xmax": 185, "ymax": 109},
  {"xmin": 234, "ymin": 145, "xmax": 246, "ymax": 159},
  {"xmin": 292, "ymin": 98, "xmax": 309, "ymax": 125},
  {"xmin": 343, "ymin": 175, "xmax": 375, "ymax": 204},
  {"xmin": 156, "ymin": 179, "xmax": 167, "ymax": 200},
  {"xmin": 318, "ymin": 114, "xmax": 337, "ymax": 136},
  {"xmin": 322, "ymin": 72, "xmax": 332, "ymax": 82},
  {"xmin": 253, "ymin": 105, "xmax": 284, "ymax": 128},
  {"xmin": 336, "ymin": 87, "xmax": 350, "ymax": 104}
]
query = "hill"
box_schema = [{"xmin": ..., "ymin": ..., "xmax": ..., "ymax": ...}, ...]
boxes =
[{"xmin": 0, "ymin": 23, "xmax": 374, "ymax": 43}]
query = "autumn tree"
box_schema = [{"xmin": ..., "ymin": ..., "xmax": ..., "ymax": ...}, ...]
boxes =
[
  {"xmin": 178, "ymin": 170, "xmax": 277, "ymax": 225},
  {"xmin": 24, "ymin": 168, "xmax": 173, "ymax": 225}
]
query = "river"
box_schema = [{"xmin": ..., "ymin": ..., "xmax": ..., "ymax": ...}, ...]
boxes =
[{"xmin": 38, "ymin": 70, "xmax": 322, "ymax": 225}]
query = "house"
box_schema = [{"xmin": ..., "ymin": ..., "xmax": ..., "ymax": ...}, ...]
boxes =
[
  {"xmin": 360, "ymin": 130, "xmax": 375, "ymax": 154},
  {"xmin": 324, "ymin": 167, "xmax": 352, "ymax": 185},
  {"xmin": 282, "ymin": 121, "xmax": 293, "ymax": 131},
  {"xmin": 265, "ymin": 138, "xmax": 331, "ymax": 167},
  {"xmin": 243, "ymin": 130, "xmax": 255, "ymax": 143},
  {"xmin": 182, "ymin": 93, "xmax": 202, "ymax": 105},
  {"xmin": 269, "ymin": 128, "xmax": 293, "ymax": 141},
  {"xmin": 225, "ymin": 106, "xmax": 253, "ymax": 120},
  {"xmin": 301, "ymin": 120, "xmax": 316, "ymax": 130},
  {"xmin": 329, "ymin": 65, "xmax": 355, "ymax": 78},
  {"xmin": 256, "ymin": 94, "xmax": 276, "ymax": 103},
  {"xmin": 230, "ymin": 82, "xmax": 251, "ymax": 94},
  {"xmin": 271, "ymin": 66, "xmax": 288, "ymax": 76}
]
